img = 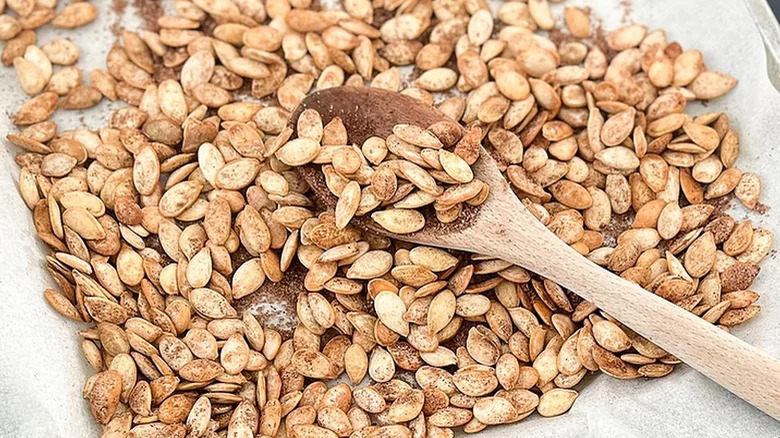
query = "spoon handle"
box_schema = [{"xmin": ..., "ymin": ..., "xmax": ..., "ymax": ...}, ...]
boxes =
[
  {"xmin": 559, "ymin": 252, "xmax": 780, "ymax": 421},
  {"xmin": 481, "ymin": 211, "xmax": 780, "ymax": 421}
]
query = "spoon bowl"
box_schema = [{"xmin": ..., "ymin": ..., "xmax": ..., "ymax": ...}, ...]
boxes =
[{"xmin": 292, "ymin": 86, "xmax": 507, "ymax": 241}]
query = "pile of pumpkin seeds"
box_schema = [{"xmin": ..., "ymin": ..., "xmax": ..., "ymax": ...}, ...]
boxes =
[
  {"xmin": 3, "ymin": 0, "xmax": 775, "ymax": 437},
  {"xmin": 293, "ymin": 111, "xmax": 488, "ymax": 233}
]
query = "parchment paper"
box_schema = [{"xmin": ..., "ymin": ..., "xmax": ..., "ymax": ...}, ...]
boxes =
[{"xmin": 1, "ymin": 1, "xmax": 778, "ymax": 437}]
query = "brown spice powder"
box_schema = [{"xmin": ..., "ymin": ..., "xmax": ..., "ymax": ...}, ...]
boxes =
[
  {"xmin": 602, "ymin": 212, "xmax": 634, "ymax": 248},
  {"xmin": 111, "ymin": 0, "xmax": 128, "ymax": 36},
  {"xmin": 133, "ymin": 0, "xmax": 164, "ymax": 32},
  {"xmin": 620, "ymin": 0, "xmax": 634, "ymax": 23},
  {"xmin": 753, "ymin": 202, "xmax": 770, "ymax": 215}
]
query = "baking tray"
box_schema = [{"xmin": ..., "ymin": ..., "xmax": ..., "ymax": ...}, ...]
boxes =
[{"xmin": 0, "ymin": 0, "xmax": 778, "ymax": 436}]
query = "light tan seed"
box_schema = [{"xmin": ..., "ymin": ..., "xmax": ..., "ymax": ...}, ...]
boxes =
[
  {"xmin": 277, "ymin": 138, "xmax": 321, "ymax": 166},
  {"xmin": 371, "ymin": 210, "xmax": 425, "ymax": 234},
  {"xmin": 53, "ymin": 3, "xmax": 98, "ymax": 29},
  {"xmin": 565, "ymin": 7, "xmax": 590, "ymax": 37},
  {"xmin": 62, "ymin": 208, "xmax": 105, "ymax": 240},
  {"xmin": 353, "ymin": 387, "xmax": 387, "ymax": 413},
  {"xmin": 452, "ymin": 367, "xmax": 498, "ymax": 397},
  {"xmin": 438, "ymin": 150, "xmax": 473, "ymax": 183},
  {"xmin": 15, "ymin": 91, "xmax": 58, "ymax": 125},
  {"xmin": 735, "ymin": 173, "xmax": 761, "ymax": 209},
  {"xmin": 335, "ymin": 181, "xmax": 361, "ymax": 230},
  {"xmin": 159, "ymin": 181, "xmax": 203, "ymax": 217},
  {"xmin": 428, "ymin": 290, "xmax": 456, "ymax": 334},
  {"xmin": 387, "ymin": 389, "xmax": 425, "ymax": 423},
  {"xmin": 369, "ymin": 347, "xmax": 396, "ymax": 383},
  {"xmin": 44, "ymin": 289, "xmax": 82, "ymax": 321},
  {"xmin": 87, "ymin": 370, "xmax": 123, "ymax": 424},
  {"xmin": 190, "ymin": 288, "xmax": 237, "ymax": 319},
  {"xmin": 293, "ymin": 348, "xmax": 338, "ymax": 379},
  {"xmin": 375, "ymin": 291, "xmax": 410, "ymax": 336},
  {"xmin": 537, "ymin": 389, "xmax": 578, "ymax": 417},
  {"xmin": 689, "ymin": 71, "xmax": 737, "ymax": 100},
  {"xmin": 393, "ymin": 124, "xmax": 443, "ymax": 149},
  {"xmin": 592, "ymin": 321, "xmax": 632, "ymax": 352},
  {"xmin": 736, "ymin": 228, "xmax": 773, "ymax": 265},
  {"xmin": 344, "ymin": 344, "xmax": 368, "ymax": 384},
  {"xmin": 221, "ymin": 333, "xmax": 250, "ymax": 375},
  {"xmin": 472, "ymin": 397, "xmax": 518, "ymax": 425}
]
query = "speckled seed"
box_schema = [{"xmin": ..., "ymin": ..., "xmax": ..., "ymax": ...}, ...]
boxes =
[{"xmin": 537, "ymin": 389, "xmax": 578, "ymax": 417}]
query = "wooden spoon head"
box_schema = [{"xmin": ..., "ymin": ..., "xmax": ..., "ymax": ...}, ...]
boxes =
[
  {"xmin": 290, "ymin": 86, "xmax": 522, "ymax": 249},
  {"xmin": 291, "ymin": 86, "xmax": 451, "ymax": 145}
]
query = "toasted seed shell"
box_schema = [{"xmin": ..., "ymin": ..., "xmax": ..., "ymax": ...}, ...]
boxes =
[
  {"xmin": 87, "ymin": 370, "xmax": 123, "ymax": 424},
  {"xmin": 537, "ymin": 389, "xmax": 578, "ymax": 417},
  {"xmin": 371, "ymin": 210, "xmax": 425, "ymax": 234}
]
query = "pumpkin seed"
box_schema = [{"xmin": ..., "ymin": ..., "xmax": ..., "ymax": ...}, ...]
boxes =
[{"xmin": 3, "ymin": 3, "xmax": 773, "ymax": 436}]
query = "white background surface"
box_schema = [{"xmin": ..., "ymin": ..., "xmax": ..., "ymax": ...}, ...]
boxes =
[{"xmin": 0, "ymin": 1, "xmax": 778, "ymax": 437}]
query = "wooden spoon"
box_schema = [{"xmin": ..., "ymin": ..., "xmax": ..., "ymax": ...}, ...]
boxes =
[{"xmin": 291, "ymin": 86, "xmax": 780, "ymax": 420}]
